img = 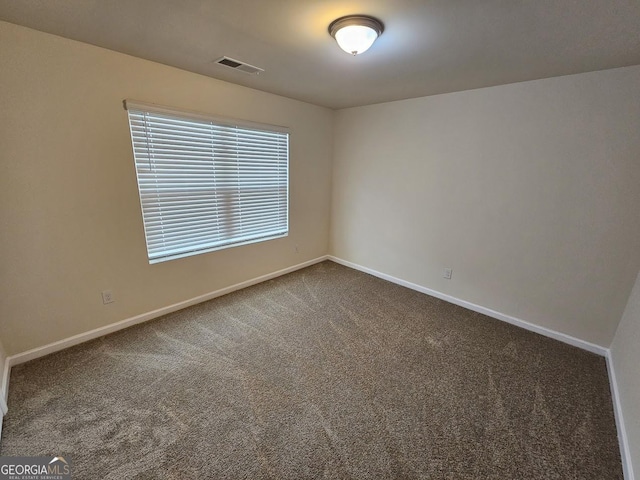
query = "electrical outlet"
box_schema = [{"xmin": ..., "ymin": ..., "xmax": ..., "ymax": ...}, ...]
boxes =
[
  {"xmin": 443, "ymin": 268, "xmax": 453, "ymax": 280},
  {"xmin": 102, "ymin": 290, "xmax": 114, "ymax": 304}
]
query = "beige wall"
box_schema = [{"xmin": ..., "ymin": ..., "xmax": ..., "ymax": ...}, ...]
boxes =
[
  {"xmin": 0, "ymin": 21, "xmax": 333, "ymax": 355},
  {"xmin": 612, "ymin": 271, "xmax": 640, "ymax": 477},
  {"xmin": 331, "ymin": 66, "xmax": 640, "ymax": 347}
]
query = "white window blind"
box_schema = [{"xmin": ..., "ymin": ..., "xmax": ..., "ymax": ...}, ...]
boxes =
[{"xmin": 125, "ymin": 100, "xmax": 289, "ymax": 263}]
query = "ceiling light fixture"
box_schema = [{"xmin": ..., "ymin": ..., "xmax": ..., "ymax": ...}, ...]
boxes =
[{"xmin": 328, "ymin": 15, "xmax": 384, "ymax": 56}]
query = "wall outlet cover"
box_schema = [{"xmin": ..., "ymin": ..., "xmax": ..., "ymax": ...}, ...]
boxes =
[{"xmin": 102, "ymin": 290, "xmax": 114, "ymax": 304}]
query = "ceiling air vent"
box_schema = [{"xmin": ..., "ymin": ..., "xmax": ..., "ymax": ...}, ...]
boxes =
[{"xmin": 214, "ymin": 56, "xmax": 264, "ymax": 75}]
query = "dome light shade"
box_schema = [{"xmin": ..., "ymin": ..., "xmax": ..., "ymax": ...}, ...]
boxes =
[
  {"xmin": 329, "ymin": 15, "xmax": 384, "ymax": 56},
  {"xmin": 334, "ymin": 25, "xmax": 378, "ymax": 55}
]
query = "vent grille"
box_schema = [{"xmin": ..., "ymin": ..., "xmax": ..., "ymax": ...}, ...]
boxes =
[{"xmin": 214, "ymin": 56, "xmax": 264, "ymax": 75}]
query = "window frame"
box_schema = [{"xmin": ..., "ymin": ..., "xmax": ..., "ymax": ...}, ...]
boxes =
[{"xmin": 124, "ymin": 100, "xmax": 290, "ymax": 264}]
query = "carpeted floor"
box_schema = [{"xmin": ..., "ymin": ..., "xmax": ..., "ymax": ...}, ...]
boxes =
[{"xmin": 0, "ymin": 261, "xmax": 623, "ymax": 479}]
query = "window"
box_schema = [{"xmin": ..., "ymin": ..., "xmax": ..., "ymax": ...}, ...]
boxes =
[{"xmin": 125, "ymin": 100, "xmax": 289, "ymax": 263}]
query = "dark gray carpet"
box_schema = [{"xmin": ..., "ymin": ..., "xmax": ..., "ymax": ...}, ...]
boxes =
[{"xmin": 0, "ymin": 261, "xmax": 623, "ymax": 479}]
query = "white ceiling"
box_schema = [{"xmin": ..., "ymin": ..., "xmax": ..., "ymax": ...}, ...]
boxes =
[{"xmin": 1, "ymin": 0, "xmax": 639, "ymax": 109}]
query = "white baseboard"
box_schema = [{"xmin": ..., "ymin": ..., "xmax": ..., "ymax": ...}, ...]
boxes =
[
  {"xmin": 6, "ymin": 255, "xmax": 328, "ymax": 370},
  {"xmin": 0, "ymin": 362, "xmax": 8, "ymax": 409},
  {"xmin": 1, "ymin": 357, "xmax": 8, "ymax": 442},
  {"xmin": 1, "ymin": 354, "xmax": 8, "ymax": 414},
  {"xmin": 607, "ymin": 352, "xmax": 635, "ymax": 480},
  {"xmin": 327, "ymin": 256, "xmax": 608, "ymax": 356}
]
